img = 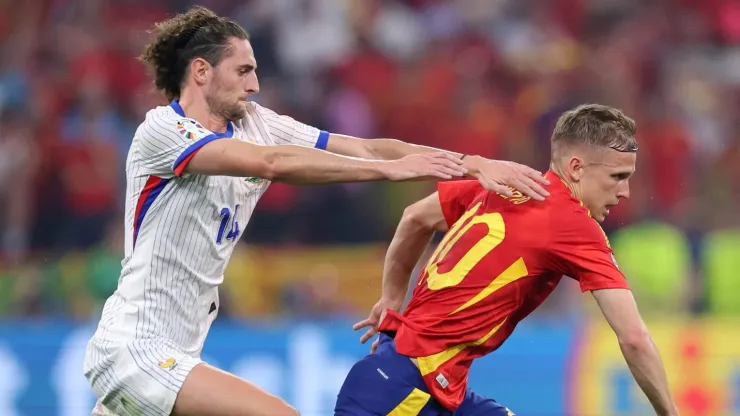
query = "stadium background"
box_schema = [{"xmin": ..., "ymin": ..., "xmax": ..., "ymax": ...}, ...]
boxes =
[{"xmin": 0, "ymin": 0, "xmax": 738, "ymax": 414}]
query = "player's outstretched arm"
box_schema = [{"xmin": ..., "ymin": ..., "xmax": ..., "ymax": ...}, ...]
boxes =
[
  {"xmin": 383, "ymin": 192, "xmax": 448, "ymax": 308},
  {"xmin": 354, "ymin": 192, "xmax": 447, "ymax": 344},
  {"xmin": 592, "ymin": 289, "xmax": 678, "ymax": 416},
  {"xmin": 185, "ymin": 139, "xmax": 466, "ymax": 184},
  {"xmin": 324, "ymin": 133, "xmax": 550, "ymax": 200}
]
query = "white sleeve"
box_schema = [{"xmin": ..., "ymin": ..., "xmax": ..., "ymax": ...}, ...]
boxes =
[
  {"xmin": 135, "ymin": 109, "xmax": 231, "ymax": 177},
  {"xmin": 254, "ymin": 103, "xmax": 329, "ymax": 150}
]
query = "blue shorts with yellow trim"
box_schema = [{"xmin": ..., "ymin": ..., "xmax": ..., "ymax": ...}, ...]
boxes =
[{"xmin": 334, "ymin": 333, "xmax": 514, "ymax": 416}]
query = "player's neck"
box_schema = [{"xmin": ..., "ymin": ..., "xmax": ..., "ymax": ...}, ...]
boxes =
[
  {"xmin": 177, "ymin": 94, "xmax": 230, "ymax": 133},
  {"xmin": 549, "ymin": 164, "xmax": 584, "ymax": 201}
]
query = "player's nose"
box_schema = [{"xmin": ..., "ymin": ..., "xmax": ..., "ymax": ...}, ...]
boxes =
[
  {"xmin": 617, "ymin": 181, "xmax": 630, "ymax": 200},
  {"xmin": 246, "ymin": 71, "xmax": 259, "ymax": 95}
]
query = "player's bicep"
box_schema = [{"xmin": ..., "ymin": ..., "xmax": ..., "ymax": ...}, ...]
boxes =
[
  {"xmin": 403, "ymin": 192, "xmax": 449, "ymax": 233},
  {"xmin": 592, "ymin": 288, "xmax": 648, "ymax": 342},
  {"xmin": 184, "ymin": 139, "xmax": 259, "ymax": 177},
  {"xmin": 137, "ymin": 116, "xmax": 225, "ymax": 177}
]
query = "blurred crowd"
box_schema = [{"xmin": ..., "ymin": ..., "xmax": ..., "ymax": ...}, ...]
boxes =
[{"xmin": 0, "ymin": 0, "xmax": 738, "ymax": 320}]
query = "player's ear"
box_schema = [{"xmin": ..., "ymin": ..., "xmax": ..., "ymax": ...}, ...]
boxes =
[
  {"xmin": 190, "ymin": 58, "xmax": 211, "ymax": 86},
  {"xmin": 566, "ymin": 155, "xmax": 585, "ymax": 182}
]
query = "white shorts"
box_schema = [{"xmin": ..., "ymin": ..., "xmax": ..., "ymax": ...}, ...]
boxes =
[{"xmin": 84, "ymin": 337, "xmax": 201, "ymax": 416}]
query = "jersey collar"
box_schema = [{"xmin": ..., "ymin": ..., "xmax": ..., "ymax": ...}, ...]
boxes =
[{"xmin": 169, "ymin": 100, "xmax": 235, "ymax": 138}]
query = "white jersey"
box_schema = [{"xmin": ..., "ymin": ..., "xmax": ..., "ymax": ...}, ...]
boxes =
[{"xmin": 90, "ymin": 100, "xmax": 328, "ymax": 356}]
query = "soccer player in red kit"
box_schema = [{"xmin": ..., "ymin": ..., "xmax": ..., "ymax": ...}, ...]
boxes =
[{"xmin": 335, "ymin": 104, "xmax": 678, "ymax": 416}]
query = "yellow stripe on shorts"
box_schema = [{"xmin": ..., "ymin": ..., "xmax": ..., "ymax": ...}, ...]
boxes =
[{"xmin": 387, "ymin": 388, "xmax": 431, "ymax": 416}]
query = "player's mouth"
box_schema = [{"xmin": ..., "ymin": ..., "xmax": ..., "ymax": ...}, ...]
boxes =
[{"xmin": 604, "ymin": 203, "xmax": 618, "ymax": 216}]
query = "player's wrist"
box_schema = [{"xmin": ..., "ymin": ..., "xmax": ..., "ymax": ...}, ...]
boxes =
[
  {"xmin": 461, "ymin": 155, "xmax": 484, "ymax": 177},
  {"xmin": 368, "ymin": 160, "xmax": 392, "ymax": 180},
  {"xmin": 380, "ymin": 295, "xmax": 404, "ymax": 312}
]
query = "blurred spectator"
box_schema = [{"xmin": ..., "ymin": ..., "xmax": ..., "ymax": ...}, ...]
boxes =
[
  {"xmin": 0, "ymin": 109, "xmax": 38, "ymax": 263},
  {"xmin": 0, "ymin": 0, "xmax": 737, "ymax": 319}
]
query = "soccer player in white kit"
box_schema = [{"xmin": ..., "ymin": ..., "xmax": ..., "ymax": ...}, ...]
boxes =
[{"xmin": 83, "ymin": 6, "xmax": 550, "ymax": 416}]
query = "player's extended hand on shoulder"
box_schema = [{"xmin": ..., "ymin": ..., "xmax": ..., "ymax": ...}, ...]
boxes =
[
  {"xmin": 464, "ymin": 156, "xmax": 550, "ymax": 201},
  {"xmin": 382, "ymin": 152, "xmax": 467, "ymax": 181}
]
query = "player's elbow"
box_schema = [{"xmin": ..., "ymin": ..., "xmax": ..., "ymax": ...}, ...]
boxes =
[
  {"xmin": 254, "ymin": 149, "xmax": 283, "ymax": 181},
  {"xmin": 617, "ymin": 327, "xmax": 652, "ymax": 352},
  {"xmin": 401, "ymin": 202, "xmax": 438, "ymax": 233},
  {"xmin": 258, "ymin": 162, "xmax": 278, "ymax": 181}
]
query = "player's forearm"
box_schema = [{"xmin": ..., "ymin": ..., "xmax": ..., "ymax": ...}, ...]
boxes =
[
  {"xmin": 381, "ymin": 210, "xmax": 436, "ymax": 309},
  {"xmin": 619, "ymin": 334, "xmax": 677, "ymax": 416},
  {"xmin": 365, "ymin": 139, "xmax": 493, "ymax": 179},
  {"xmin": 190, "ymin": 140, "xmax": 390, "ymax": 183},
  {"xmin": 264, "ymin": 145, "xmax": 389, "ymax": 184},
  {"xmin": 364, "ymin": 138, "xmax": 461, "ymax": 161}
]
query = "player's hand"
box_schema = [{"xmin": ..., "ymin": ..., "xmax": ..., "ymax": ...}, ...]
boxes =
[
  {"xmin": 382, "ymin": 152, "xmax": 466, "ymax": 181},
  {"xmin": 353, "ymin": 298, "xmax": 396, "ymax": 349},
  {"xmin": 465, "ymin": 156, "xmax": 550, "ymax": 201},
  {"xmin": 369, "ymin": 337, "xmax": 380, "ymax": 354}
]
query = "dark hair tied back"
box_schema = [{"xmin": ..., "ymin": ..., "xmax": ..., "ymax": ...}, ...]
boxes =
[{"xmin": 139, "ymin": 7, "xmax": 249, "ymax": 101}]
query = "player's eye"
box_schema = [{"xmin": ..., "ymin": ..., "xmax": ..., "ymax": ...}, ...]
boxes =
[{"xmin": 612, "ymin": 173, "xmax": 630, "ymax": 181}]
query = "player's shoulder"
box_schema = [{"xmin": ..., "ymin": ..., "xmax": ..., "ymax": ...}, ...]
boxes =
[
  {"xmin": 438, "ymin": 179, "xmax": 488, "ymax": 207},
  {"xmin": 138, "ymin": 105, "xmax": 213, "ymax": 141},
  {"xmin": 143, "ymin": 104, "xmax": 184, "ymax": 124},
  {"xmin": 551, "ymin": 198, "xmax": 612, "ymax": 249}
]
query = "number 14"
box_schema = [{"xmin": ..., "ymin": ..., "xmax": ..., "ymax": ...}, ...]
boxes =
[{"xmin": 216, "ymin": 205, "xmax": 240, "ymax": 244}]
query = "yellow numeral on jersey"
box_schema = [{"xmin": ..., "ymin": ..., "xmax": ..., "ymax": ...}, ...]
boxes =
[
  {"xmin": 425, "ymin": 203, "xmax": 505, "ymax": 290},
  {"xmin": 423, "ymin": 202, "xmax": 529, "ymax": 311}
]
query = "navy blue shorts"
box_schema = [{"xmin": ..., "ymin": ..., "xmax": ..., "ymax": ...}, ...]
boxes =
[{"xmin": 334, "ymin": 333, "xmax": 514, "ymax": 415}]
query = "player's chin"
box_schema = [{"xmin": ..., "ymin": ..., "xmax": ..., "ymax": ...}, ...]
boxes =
[
  {"xmin": 227, "ymin": 104, "xmax": 247, "ymax": 120},
  {"xmin": 594, "ymin": 210, "xmax": 608, "ymax": 222}
]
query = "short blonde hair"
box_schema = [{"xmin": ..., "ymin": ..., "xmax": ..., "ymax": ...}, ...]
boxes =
[{"xmin": 551, "ymin": 104, "xmax": 637, "ymax": 153}]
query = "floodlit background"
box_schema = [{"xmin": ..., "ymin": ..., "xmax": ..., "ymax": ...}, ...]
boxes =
[{"xmin": 0, "ymin": 0, "xmax": 739, "ymax": 415}]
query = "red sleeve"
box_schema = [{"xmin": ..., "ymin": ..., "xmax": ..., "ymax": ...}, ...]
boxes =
[
  {"xmin": 437, "ymin": 180, "xmax": 485, "ymax": 228},
  {"xmin": 550, "ymin": 211, "xmax": 629, "ymax": 292}
]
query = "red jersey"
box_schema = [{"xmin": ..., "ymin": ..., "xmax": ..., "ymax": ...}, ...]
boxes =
[{"xmin": 378, "ymin": 171, "xmax": 629, "ymax": 410}]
